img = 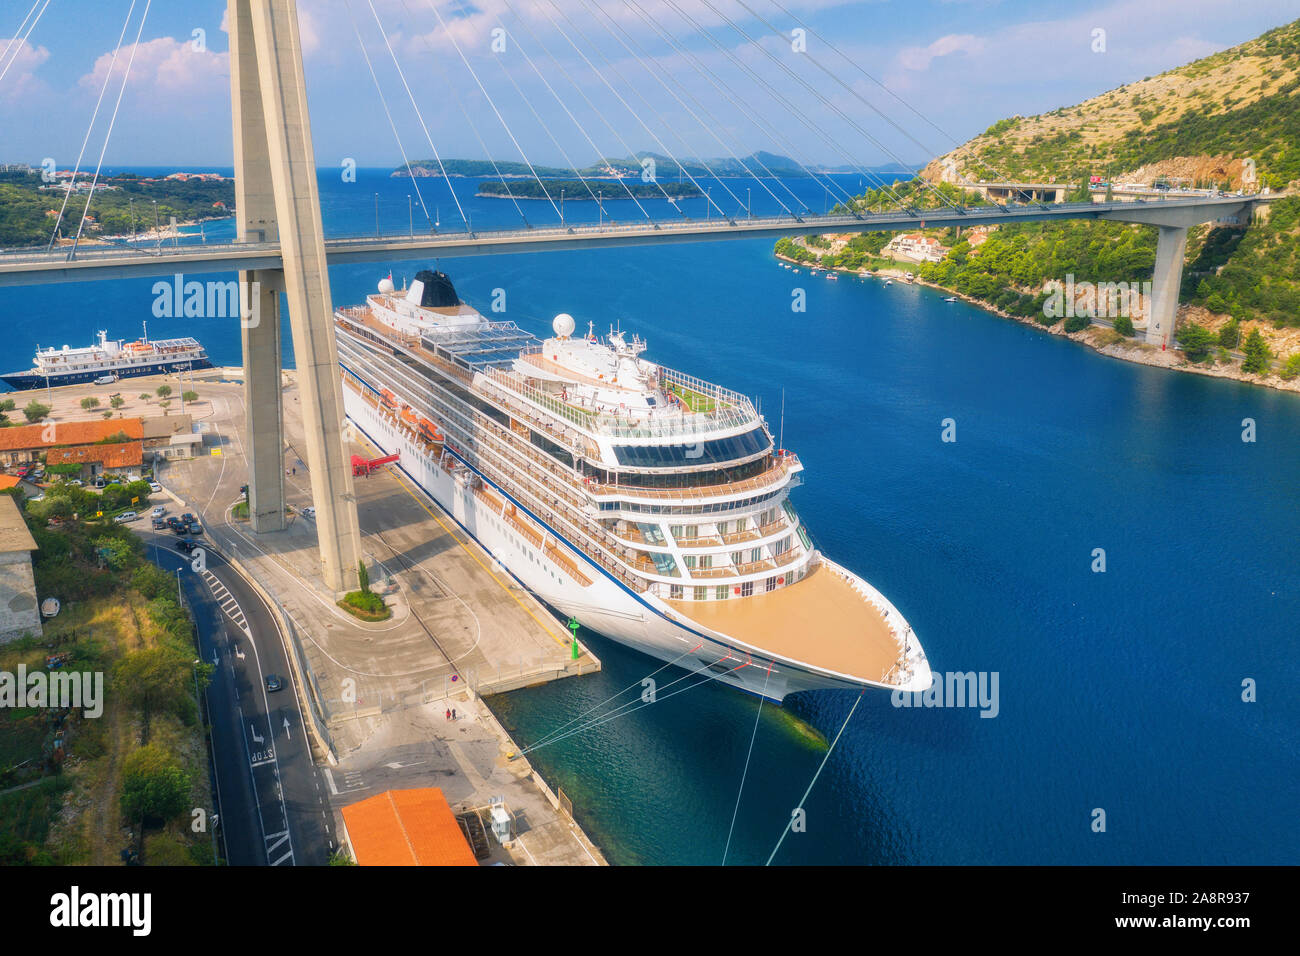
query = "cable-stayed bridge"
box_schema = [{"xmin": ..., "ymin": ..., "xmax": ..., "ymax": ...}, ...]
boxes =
[{"xmin": 0, "ymin": 0, "xmax": 1266, "ymax": 591}]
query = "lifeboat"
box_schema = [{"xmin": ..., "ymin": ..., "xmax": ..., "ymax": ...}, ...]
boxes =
[
  {"xmin": 379, "ymin": 388, "xmax": 398, "ymax": 410},
  {"xmin": 418, "ymin": 417, "xmax": 443, "ymax": 444},
  {"xmin": 400, "ymin": 406, "xmax": 420, "ymax": 429}
]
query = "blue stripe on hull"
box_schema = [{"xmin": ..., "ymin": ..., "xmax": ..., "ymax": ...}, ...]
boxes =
[{"xmin": 0, "ymin": 359, "xmax": 214, "ymax": 391}]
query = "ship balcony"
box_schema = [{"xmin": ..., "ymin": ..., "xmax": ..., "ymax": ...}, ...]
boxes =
[
  {"xmin": 587, "ymin": 452, "xmax": 801, "ymax": 502},
  {"xmin": 717, "ymin": 516, "xmax": 789, "ymax": 546}
]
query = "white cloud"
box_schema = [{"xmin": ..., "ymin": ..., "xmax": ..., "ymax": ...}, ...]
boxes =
[
  {"xmin": 897, "ymin": 34, "xmax": 985, "ymax": 72},
  {"xmin": 78, "ymin": 36, "xmax": 227, "ymax": 98},
  {"xmin": 0, "ymin": 39, "xmax": 51, "ymax": 101}
]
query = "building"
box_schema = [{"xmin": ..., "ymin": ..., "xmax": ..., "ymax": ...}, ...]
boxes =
[
  {"xmin": 885, "ymin": 233, "xmax": 948, "ymax": 263},
  {"xmin": 339, "ymin": 788, "xmax": 478, "ymax": 866},
  {"xmin": 0, "ymin": 418, "xmax": 145, "ymax": 470},
  {"xmin": 141, "ymin": 414, "xmax": 202, "ymax": 461},
  {"xmin": 45, "ymin": 440, "xmax": 143, "ymax": 481},
  {"xmin": 0, "ymin": 495, "xmax": 41, "ymax": 644}
]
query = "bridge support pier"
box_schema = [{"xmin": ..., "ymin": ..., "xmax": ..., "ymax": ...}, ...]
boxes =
[
  {"xmin": 230, "ymin": 0, "xmax": 360, "ymax": 594},
  {"xmin": 1146, "ymin": 224, "xmax": 1188, "ymax": 348}
]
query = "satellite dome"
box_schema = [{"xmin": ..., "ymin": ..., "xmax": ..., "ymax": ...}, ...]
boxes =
[
  {"xmin": 552, "ymin": 313, "xmax": 576, "ymax": 338},
  {"xmin": 378, "ymin": 276, "xmax": 395, "ymax": 294}
]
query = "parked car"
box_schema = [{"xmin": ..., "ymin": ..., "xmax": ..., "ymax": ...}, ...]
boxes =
[
  {"xmin": 149, "ymin": 481, "xmax": 162, "ymax": 493},
  {"xmin": 174, "ymin": 537, "xmax": 197, "ymax": 553},
  {"xmin": 65, "ymin": 478, "xmax": 83, "ymax": 487},
  {"xmin": 152, "ymin": 517, "xmax": 166, "ymax": 530},
  {"xmin": 113, "ymin": 511, "xmax": 137, "ymax": 523},
  {"xmin": 300, "ymin": 506, "xmax": 316, "ymax": 518},
  {"xmin": 265, "ymin": 675, "xmax": 285, "ymax": 693},
  {"xmin": 93, "ymin": 374, "xmax": 117, "ymax": 385},
  {"xmin": 187, "ymin": 521, "xmax": 203, "ymax": 536},
  {"xmin": 151, "ymin": 506, "xmax": 165, "ymax": 518}
]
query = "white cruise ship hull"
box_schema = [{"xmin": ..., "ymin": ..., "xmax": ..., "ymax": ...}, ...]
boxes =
[{"xmin": 343, "ymin": 383, "xmax": 930, "ymax": 703}]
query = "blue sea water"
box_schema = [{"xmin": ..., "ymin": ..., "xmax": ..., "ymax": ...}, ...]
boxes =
[{"xmin": 5, "ymin": 169, "xmax": 1297, "ymax": 865}]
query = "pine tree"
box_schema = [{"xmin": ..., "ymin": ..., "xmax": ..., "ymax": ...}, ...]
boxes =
[{"xmin": 1242, "ymin": 328, "xmax": 1272, "ymax": 374}]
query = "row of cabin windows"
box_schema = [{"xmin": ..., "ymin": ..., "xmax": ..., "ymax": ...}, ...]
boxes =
[
  {"xmin": 669, "ymin": 567, "xmax": 805, "ymax": 601},
  {"xmin": 679, "ymin": 537, "xmax": 792, "ymax": 572}
]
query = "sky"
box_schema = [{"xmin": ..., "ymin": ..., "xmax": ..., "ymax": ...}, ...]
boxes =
[{"xmin": 0, "ymin": 0, "xmax": 1296, "ymax": 172}]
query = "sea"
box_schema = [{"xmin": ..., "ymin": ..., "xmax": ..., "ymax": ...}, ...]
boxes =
[{"xmin": 4, "ymin": 167, "xmax": 1297, "ymax": 865}]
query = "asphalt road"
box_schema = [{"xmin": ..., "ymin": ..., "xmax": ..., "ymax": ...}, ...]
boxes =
[{"xmin": 145, "ymin": 526, "xmax": 333, "ymax": 866}]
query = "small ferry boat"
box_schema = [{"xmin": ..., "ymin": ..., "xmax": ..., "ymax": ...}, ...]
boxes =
[
  {"xmin": 945, "ymin": 296, "xmax": 958, "ymax": 302},
  {"xmin": 0, "ymin": 324, "xmax": 211, "ymax": 390},
  {"xmin": 826, "ymin": 273, "xmax": 838, "ymax": 281}
]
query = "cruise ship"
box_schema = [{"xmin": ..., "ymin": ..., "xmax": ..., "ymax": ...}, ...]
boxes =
[
  {"xmin": 0, "ymin": 326, "xmax": 211, "ymax": 390},
  {"xmin": 335, "ymin": 271, "xmax": 931, "ymax": 702}
]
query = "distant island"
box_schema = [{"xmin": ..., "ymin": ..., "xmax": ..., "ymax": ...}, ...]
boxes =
[
  {"xmin": 0, "ymin": 169, "xmax": 235, "ymax": 248},
  {"xmin": 477, "ymin": 179, "xmax": 702, "ymax": 200},
  {"xmin": 392, "ymin": 152, "xmax": 916, "ymax": 181}
]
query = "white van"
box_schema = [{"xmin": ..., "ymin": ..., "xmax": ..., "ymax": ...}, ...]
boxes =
[
  {"xmin": 113, "ymin": 511, "xmax": 137, "ymax": 523},
  {"xmin": 94, "ymin": 374, "xmax": 117, "ymax": 385}
]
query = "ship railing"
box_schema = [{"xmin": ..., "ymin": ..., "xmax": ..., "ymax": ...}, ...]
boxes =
[{"xmin": 587, "ymin": 451, "xmax": 800, "ymax": 501}]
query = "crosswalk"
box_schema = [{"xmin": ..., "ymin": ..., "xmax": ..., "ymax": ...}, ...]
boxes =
[{"xmin": 202, "ymin": 568, "xmax": 251, "ymax": 636}]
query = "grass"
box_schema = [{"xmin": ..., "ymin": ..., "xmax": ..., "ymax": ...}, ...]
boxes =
[{"xmin": 667, "ymin": 382, "xmax": 719, "ymax": 413}]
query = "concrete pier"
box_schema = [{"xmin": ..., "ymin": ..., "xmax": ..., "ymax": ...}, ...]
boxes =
[{"xmin": 1146, "ymin": 225, "xmax": 1188, "ymax": 348}]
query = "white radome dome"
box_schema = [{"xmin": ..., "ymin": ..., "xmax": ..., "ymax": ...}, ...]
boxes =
[
  {"xmin": 378, "ymin": 276, "xmax": 395, "ymax": 294},
  {"xmin": 552, "ymin": 312, "xmax": 576, "ymax": 338}
]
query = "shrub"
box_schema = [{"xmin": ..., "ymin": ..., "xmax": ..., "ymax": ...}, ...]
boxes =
[
  {"xmin": 1064, "ymin": 315, "xmax": 1090, "ymax": 333},
  {"xmin": 22, "ymin": 401, "xmax": 49, "ymax": 422},
  {"xmin": 1113, "ymin": 315, "xmax": 1135, "ymax": 337},
  {"xmin": 1280, "ymin": 354, "xmax": 1300, "ymax": 381},
  {"xmin": 120, "ymin": 745, "xmax": 191, "ymax": 824}
]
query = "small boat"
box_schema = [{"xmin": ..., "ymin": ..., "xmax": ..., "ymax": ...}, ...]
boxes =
[
  {"xmin": 944, "ymin": 296, "xmax": 957, "ymax": 302},
  {"xmin": 884, "ymin": 279, "xmax": 893, "ymax": 286},
  {"xmin": 826, "ymin": 273, "xmax": 838, "ymax": 281}
]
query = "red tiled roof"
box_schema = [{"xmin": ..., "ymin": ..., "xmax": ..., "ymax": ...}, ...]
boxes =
[
  {"xmin": 0, "ymin": 418, "xmax": 144, "ymax": 452},
  {"xmin": 341, "ymin": 788, "xmax": 478, "ymax": 867},
  {"xmin": 45, "ymin": 441, "xmax": 142, "ymax": 470}
]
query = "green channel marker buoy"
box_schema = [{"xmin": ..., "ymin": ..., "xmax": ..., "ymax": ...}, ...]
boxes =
[{"xmin": 567, "ymin": 616, "xmax": 580, "ymax": 660}]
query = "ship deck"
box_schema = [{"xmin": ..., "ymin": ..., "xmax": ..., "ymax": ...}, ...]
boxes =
[{"xmin": 667, "ymin": 565, "xmax": 904, "ymax": 685}]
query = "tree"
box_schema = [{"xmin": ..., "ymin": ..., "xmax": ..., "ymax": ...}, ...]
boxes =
[
  {"xmin": 1242, "ymin": 328, "xmax": 1272, "ymax": 374},
  {"xmin": 159, "ymin": 400, "xmax": 170, "ymax": 413},
  {"xmin": 139, "ymin": 393, "xmax": 151, "ymax": 404},
  {"xmin": 1113, "ymin": 315, "xmax": 1135, "ymax": 337},
  {"xmin": 22, "ymin": 400, "xmax": 50, "ymax": 423},
  {"xmin": 1176, "ymin": 322, "xmax": 1216, "ymax": 362},
  {"xmin": 1280, "ymin": 354, "xmax": 1300, "ymax": 381},
  {"xmin": 0, "ymin": 398, "xmax": 14, "ymax": 412},
  {"xmin": 110, "ymin": 395, "xmax": 125, "ymax": 409},
  {"xmin": 102, "ymin": 410, "xmax": 113, "ymax": 419},
  {"xmin": 358, "ymin": 560, "xmax": 370, "ymax": 594},
  {"xmin": 1218, "ymin": 319, "xmax": 1241, "ymax": 349},
  {"xmin": 181, "ymin": 390, "xmax": 198, "ymax": 403},
  {"xmin": 80, "ymin": 397, "xmax": 100, "ymax": 411},
  {"xmin": 155, "ymin": 384, "xmax": 172, "ymax": 399},
  {"xmin": 120, "ymin": 744, "xmax": 191, "ymax": 824}
]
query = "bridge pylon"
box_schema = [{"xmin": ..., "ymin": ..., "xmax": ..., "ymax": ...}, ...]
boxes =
[{"xmin": 229, "ymin": 0, "xmax": 360, "ymax": 594}]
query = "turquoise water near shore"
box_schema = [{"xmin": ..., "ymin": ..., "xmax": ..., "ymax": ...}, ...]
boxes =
[{"xmin": 4, "ymin": 169, "xmax": 1297, "ymax": 864}]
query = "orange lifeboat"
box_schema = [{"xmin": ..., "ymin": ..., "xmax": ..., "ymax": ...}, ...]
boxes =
[
  {"xmin": 400, "ymin": 406, "xmax": 420, "ymax": 429},
  {"xmin": 379, "ymin": 388, "xmax": 398, "ymax": 410},
  {"xmin": 418, "ymin": 418, "xmax": 443, "ymax": 444}
]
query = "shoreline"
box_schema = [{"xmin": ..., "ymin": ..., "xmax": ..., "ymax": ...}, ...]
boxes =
[{"xmin": 774, "ymin": 252, "xmax": 1300, "ymax": 395}]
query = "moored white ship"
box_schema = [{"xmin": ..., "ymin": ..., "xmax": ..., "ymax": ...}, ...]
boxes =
[
  {"xmin": 0, "ymin": 325, "xmax": 212, "ymax": 390},
  {"xmin": 334, "ymin": 271, "xmax": 930, "ymax": 702}
]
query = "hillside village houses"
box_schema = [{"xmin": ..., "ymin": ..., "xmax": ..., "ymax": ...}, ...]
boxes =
[{"xmin": 886, "ymin": 233, "xmax": 948, "ymax": 263}]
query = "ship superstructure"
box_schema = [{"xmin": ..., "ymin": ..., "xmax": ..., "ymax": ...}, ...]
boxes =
[
  {"xmin": 0, "ymin": 326, "xmax": 211, "ymax": 390},
  {"xmin": 334, "ymin": 270, "xmax": 930, "ymax": 701}
]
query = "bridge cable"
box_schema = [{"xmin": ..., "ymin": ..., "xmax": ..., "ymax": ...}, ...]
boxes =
[
  {"xmin": 0, "ymin": 0, "xmax": 46, "ymax": 86},
  {"xmin": 343, "ymin": 0, "xmax": 432, "ymax": 229},
  {"xmin": 657, "ymin": 0, "xmax": 905, "ymax": 214},
  {"xmin": 617, "ymin": 0, "xmax": 829, "ymax": 217},
  {"xmin": 499, "ymin": 0, "xmax": 660, "ymax": 220},
  {"xmin": 541, "ymin": 0, "xmax": 743, "ymax": 220},
  {"xmin": 363, "ymin": 0, "xmax": 469, "ymax": 229},
  {"xmin": 423, "ymin": 0, "xmax": 563, "ymax": 225},
  {"xmin": 722, "ymin": 664, "xmax": 773, "ymax": 865},
  {"xmin": 397, "ymin": 0, "xmax": 530, "ymax": 227},
  {"xmin": 578, "ymin": 0, "xmax": 794, "ymax": 220},
  {"xmin": 765, "ymin": 688, "xmax": 864, "ymax": 866},
  {"xmin": 47, "ymin": 0, "xmax": 137, "ymax": 251},
  {"xmin": 560, "ymin": 0, "xmax": 752, "ymax": 219},
  {"xmin": 473, "ymin": 6, "xmax": 606, "ymax": 212},
  {"xmin": 761, "ymin": 0, "xmax": 1021, "ymax": 194},
  {"xmin": 70, "ymin": 0, "xmax": 153, "ymax": 259},
  {"xmin": 532, "ymin": 0, "xmax": 706, "ymax": 218},
  {"xmin": 699, "ymin": 0, "xmax": 966, "ymax": 216}
]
